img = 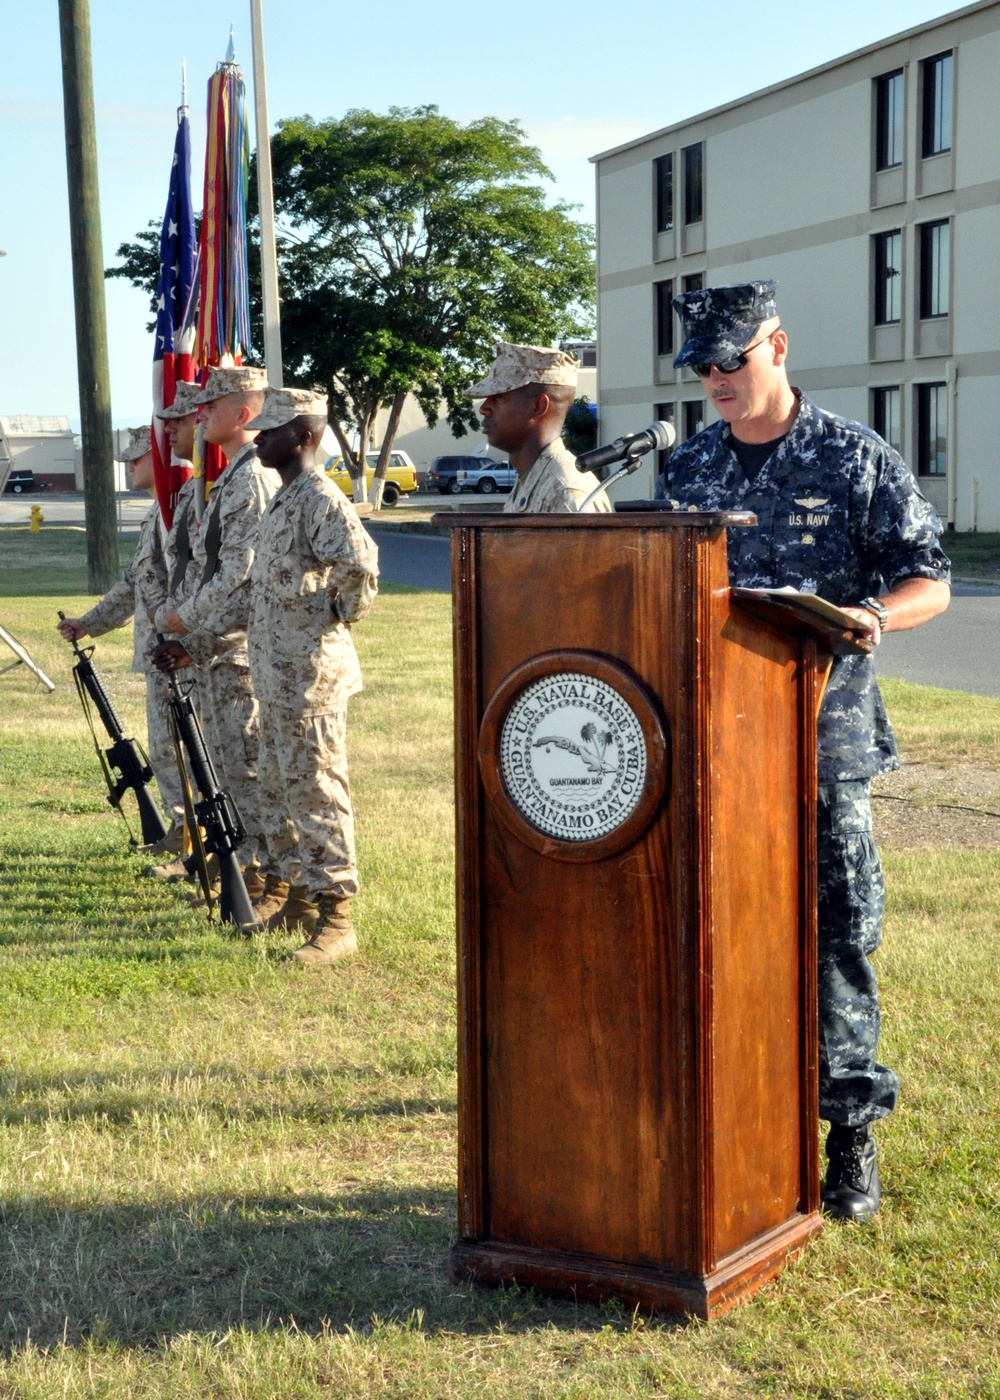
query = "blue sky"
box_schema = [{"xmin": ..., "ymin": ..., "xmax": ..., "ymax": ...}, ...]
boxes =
[{"xmin": 0, "ymin": 0, "xmax": 962, "ymax": 426}]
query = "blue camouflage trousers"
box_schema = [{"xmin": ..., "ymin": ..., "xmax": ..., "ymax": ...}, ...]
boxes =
[{"xmin": 817, "ymin": 780, "xmax": 899, "ymax": 1127}]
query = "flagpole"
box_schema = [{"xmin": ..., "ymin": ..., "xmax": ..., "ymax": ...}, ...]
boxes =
[{"xmin": 249, "ymin": 0, "xmax": 283, "ymax": 387}]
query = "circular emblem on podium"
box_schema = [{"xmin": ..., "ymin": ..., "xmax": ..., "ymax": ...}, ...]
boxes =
[
  {"xmin": 479, "ymin": 651, "xmax": 669, "ymax": 863},
  {"xmin": 500, "ymin": 672, "xmax": 647, "ymax": 841}
]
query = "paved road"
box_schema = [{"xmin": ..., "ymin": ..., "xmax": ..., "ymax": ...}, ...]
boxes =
[
  {"xmin": 5, "ymin": 498, "xmax": 998, "ymax": 698},
  {"xmin": 875, "ymin": 582, "xmax": 1000, "ymax": 697},
  {"xmin": 367, "ymin": 527, "xmax": 451, "ymax": 593}
]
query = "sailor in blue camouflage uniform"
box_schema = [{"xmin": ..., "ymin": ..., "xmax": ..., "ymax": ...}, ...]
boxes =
[{"xmin": 657, "ymin": 280, "xmax": 951, "ymax": 1221}]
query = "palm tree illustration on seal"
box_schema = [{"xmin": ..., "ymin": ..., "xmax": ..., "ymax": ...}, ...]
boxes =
[{"xmin": 533, "ymin": 721, "xmax": 616, "ymax": 775}]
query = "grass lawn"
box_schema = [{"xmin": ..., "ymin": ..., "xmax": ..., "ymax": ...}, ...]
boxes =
[
  {"xmin": 943, "ymin": 531, "xmax": 1000, "ymax": 581},
  {"xmin": 0, "ymin": 529, "xmax": 997, "ymax": 1397}
]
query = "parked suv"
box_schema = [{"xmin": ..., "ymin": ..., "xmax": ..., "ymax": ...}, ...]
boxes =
[
  {"xmin": 323, "ymin": 451, "xmax": 417, "ymax": 506},
  {"xmin": 429, "ymin": 455, "xmax": 513, "ymax": 495}
]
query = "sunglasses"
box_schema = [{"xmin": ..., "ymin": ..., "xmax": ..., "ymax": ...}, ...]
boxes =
[{"xmin": 690, "ymin": 326, "xmax": 780, "ymax": 379}]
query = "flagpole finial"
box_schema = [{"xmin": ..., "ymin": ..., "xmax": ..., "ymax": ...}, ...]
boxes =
[
  {"xmin": 226, "ymin": 26, "xmax": 236, "ymax": 63},
  {"xmin": 179, "ymin": 57, "xmax": 188, "ymax": 119}
]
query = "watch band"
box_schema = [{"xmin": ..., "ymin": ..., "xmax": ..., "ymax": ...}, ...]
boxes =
[{"xmin": 859, "ymin": 596, "xmax": 889, "ymax": 628}]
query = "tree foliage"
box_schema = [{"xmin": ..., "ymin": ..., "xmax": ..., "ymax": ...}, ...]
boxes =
[{"xmin": 107, "ymin": 104, "xmax": 595, "ymax": 506}]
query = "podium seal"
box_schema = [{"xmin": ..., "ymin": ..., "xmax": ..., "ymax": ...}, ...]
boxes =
[
  {"xmin": 479, "ymin": 651, "xmax": 669, "ymax": 862},
  {"xmin": 500, "ymin": 672, "xmax": 647, "ymax": 841}
]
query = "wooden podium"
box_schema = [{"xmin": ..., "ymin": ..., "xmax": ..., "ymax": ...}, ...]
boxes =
[{"xmin": 437, "ymin": 509, "xmax": 839, "ymax": 1319}]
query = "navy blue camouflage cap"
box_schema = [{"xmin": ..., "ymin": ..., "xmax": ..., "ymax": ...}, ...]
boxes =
[{"xmin": 672, "ymin": 280, "xmax": 778, "ymax": 369}]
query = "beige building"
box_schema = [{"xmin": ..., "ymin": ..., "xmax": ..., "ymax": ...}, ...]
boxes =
[
  {"xmin": 0, "ymin": 416, "xmax": 81, "ymax": 492},
  {"xmin": 593, "ymin": 0, "xmax": 1000, "ymax": 529}
]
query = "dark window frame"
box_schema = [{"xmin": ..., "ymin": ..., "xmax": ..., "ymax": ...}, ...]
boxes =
[
  {"xmin": 654, "ymin": 154, "xmax": 674, "ymax": 233},
  {"xmin": 683, "ymin": 399, "xmax": 705, "ymax": 441},
  {"xmin": 874, "ymin": 229, "xmax": 902, "ymax": 325},
  {"xmin": 921, "ymin": 51, "xmax": 953, "ymax": 157},
  {"xmin": 916, "ymin": 382, "xmax": 948, "ymax": 476},
  {"xmin": 875, "ymin": 69, "xmax": 905, "ymax": 170},
  {"xmin": 871, "ymin": 386, "xmax": 902, "ymax": 453},
  {"xmin": 654, "ymin": 401, "xmax": 675, "ymax": 475},
  {"xmin": 919, "ymin": 219, "xmax": 950, "ymax": 319},
  {"xmin": 655, "ymin": 279, "xmax": 674, "ymax": 357},
  {"xmin": 682, "ymin": 143, "xmax": 703, "ymax": 226},
  {"xmin": 682, "ymin": 272, "xmax": 704, "ymax": 295}
]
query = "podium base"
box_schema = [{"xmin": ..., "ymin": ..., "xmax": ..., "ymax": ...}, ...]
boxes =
[{"xmin": 449, "ymin": 1212, "xmax": 822, "ymax": 1320}]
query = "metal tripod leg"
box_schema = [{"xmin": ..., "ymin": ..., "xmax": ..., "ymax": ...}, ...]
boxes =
[{"xmin": 0, "ymin": 624, "xmax": 55, "ymax": 691}]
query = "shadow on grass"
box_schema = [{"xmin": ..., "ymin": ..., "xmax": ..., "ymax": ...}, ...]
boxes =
[
  {"xmin": 0, "ymin": 1187, "xmax": 666, "ymax": 1350},
  {"xmin": 0, "ymin": 1068, "xmax": 456, "ymax": 1128}
]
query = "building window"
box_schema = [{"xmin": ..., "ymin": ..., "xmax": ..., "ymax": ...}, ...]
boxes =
[
  {"xmin": 917, "ymin": 383, "xmax": 947, "ymax": 475},
  {"xmin": 683, "ymin": 400, "xmax": 705, "ymax": 440},
  {"xmin": 654, "ymin": 401, "xmax": 675, "ymax": 475},
  {"xmin": 922, "ymin": 51, "xmax": 953, "ymax": 157},
  {"xmin": 874, "ymin": 230, "xmax": 902, "ymax": 324},
  {"xmin": 875, "ymin": 69, "xmax": 905, "ymax": 170},
  {"xmin": 655, "ymin": 279, "xmax": 674, "ymax": 357},
  {"xmin": 683, "ymin": 272, "xmax": 704, "ymax": 294},
  {"xmin": 872, "ymin": 386, "xmax": 901, "ymax": 452},
  {"xmin": 654, "ymin": 154, "xmax": 674, "ymax": 233},
  {"xmin": 683, "ymin": 143, "xmax": 703, "ymax": 225},
  {"xmin": 919, "ymin": 220, "xmax": 950, "ymax": 318}
]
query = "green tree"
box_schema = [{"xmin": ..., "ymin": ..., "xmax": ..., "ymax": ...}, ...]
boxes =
[{"xmin": 108, "ymin": 105, "xmax": 595, "ymax": 509}]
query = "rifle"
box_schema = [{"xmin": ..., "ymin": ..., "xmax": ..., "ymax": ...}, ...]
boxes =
[
  {"xmin": 157, "ymin": 644, "xmax": 257, "ymax": 929},
  {"xmin": 59, "ymin": 611, "xmax": 168, "ymax": 847}
]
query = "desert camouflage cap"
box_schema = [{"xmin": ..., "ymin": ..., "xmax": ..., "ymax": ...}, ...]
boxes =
[
  {"xmin": 117, "ymin": 424, "xmax": 152, "ymax": 462},
  {"xmin": 246, "ymin": 387, "xmax": 329, "ymax": 431},
  {"xmin": 673, "ymin": 280, "xmax": 779, "ymax": 370},
  {"xmin": 156, "ymin": 381, "xmax": 201, "ymax": 420},
  {"xmin": 192, "ymin": 365, "xmax": 269, "ymax": 404},
  {"xmin": 465, "ymin": 342, "xmax": 578, "ymax": 398}
]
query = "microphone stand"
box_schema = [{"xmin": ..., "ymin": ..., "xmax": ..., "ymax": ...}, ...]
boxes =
[{"xmin": 578, "ymin": 452, "xmax": 644, "ymax": 513}]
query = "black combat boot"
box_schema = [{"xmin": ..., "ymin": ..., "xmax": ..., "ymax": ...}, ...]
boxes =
[{"xmin": 823, "ymin": 1123, "xmax": 881, "ymax": 1221}]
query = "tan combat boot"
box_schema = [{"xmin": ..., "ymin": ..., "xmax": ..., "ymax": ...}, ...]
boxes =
[
  {"xmin": 264, "ymin": 884, "xmax": 319, "ymax": 934},
  {"xmin": 290, "ymin": 894, "xmax": 358, "ymax": 967},
  {"xmin": 241, "ymin": 865, "xmax": 266, "ymax": 901},
  {"xmin": 147, "ymin": 821, "xmax": 187, "ymax": 858},
  {"xmin": 149, "ymin": 851, "xmax": 220, "ymax": 883},
  {"xmin": 251, "ymin": 874, "xmax": 290, "ymax": 922}
]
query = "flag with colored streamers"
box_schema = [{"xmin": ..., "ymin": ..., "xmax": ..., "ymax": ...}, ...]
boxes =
[
  {"xmin": 193, "ymin": 35, "xmax": 252, "ymax": 497},
  {"xmin": 151, "ymin": 105, "xmax": 197, "ymax": 528}
]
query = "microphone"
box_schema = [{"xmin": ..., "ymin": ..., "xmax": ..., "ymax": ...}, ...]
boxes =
[{"xmin": 576, "ymin": 421, "xmax": 675, "ymax": 474}]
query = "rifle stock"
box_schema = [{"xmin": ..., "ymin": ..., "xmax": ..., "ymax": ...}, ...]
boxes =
[{"xmin": 59, "ymin": 612, "xmax": 168, "ymax": 847}]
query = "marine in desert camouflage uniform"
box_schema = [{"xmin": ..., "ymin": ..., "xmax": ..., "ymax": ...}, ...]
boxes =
[
  {"xmin": 150, "ymin": 366, "xmax": 278, "ymax": 891},
  {"xmin": 56, "ymin": 425, "xmax": 183, "ymax": 849},
  {"xmin": 245, "ymin": 387, "xmax": 379, "ymax": 966},
  {"xmin": 656, "ymin": 280, "xmax": 951, "ymax": 1221},
  {"xmin": 467, "ymin": 343, "xmax": 611, "ymax": 514}
]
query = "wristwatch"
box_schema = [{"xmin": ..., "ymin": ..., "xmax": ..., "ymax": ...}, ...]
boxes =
[{"xmin": 858, "ymin": 596, "xmax": 889, "ymax": 629}]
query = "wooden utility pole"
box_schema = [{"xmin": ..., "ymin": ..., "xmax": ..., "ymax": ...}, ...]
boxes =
[{"xmin": 58, "ymin": 0, "xmax": 118, "ymax": 592}]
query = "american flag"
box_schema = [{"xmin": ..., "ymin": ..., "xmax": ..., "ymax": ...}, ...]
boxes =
[{"xmin": 151, "ymin": 106, "xmax": 197, "ymax": 528}]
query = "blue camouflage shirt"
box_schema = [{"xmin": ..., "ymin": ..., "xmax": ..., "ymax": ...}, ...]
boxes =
[{"xmin": 656, "ymin": 391, "xmax": 951, "ymax": 782}]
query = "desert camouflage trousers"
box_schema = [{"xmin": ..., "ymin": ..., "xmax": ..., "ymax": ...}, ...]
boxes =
[
  {"xmin": 257, "ymin": 707, "xmax": 359, "ymax": 900},
  {"xmin": 817, "ymin": 780, "xmax": 899, "ymax": 1127},
  {"xmin": 198, "ymin": 662, "xmax": 265, "ymax": 868},
  {"xmin": 144, "ymin": 667, "xmax": 184, "ymax": 824}
]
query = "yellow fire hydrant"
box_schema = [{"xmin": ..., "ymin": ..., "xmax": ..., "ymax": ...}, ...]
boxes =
[{"xmin": 29, "ymin": 504, "xmax": 44, "ymax": 532}]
